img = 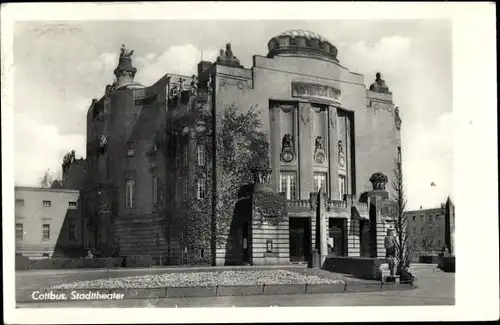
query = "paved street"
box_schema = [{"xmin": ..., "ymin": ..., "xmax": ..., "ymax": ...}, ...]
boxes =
[{"xmin": 15, "ymin": 264, "xmax": 454, "ymax": 307}]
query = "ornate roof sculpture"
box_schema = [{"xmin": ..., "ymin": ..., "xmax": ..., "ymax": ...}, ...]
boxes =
[
  {"xmin": 216, "ymin": 43, "xmax": 243, "ymax": 68},
  {"xmin": 369, "ymin": 72, "xmax": 390, "ymax": 93},
  {"xmin": 369, "ymin": 172, "xmax": 388, "ymax": 191},
  {"xmin": 112, "ymin": 44, "xmax": 144, "ymax": 90},
  {"xmin": 267, "ymin": 29, "xmax": 339, "ymax": 63}
]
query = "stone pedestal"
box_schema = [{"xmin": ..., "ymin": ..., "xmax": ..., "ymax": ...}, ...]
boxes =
[{"xmin": 366, "ymin": 189, "xmax": 390, "ymax": 258}]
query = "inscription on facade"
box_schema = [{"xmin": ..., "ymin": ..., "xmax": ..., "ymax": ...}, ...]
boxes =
[{"xmin": 291, "ymin": 82, "xmax": 341, "ymax": 104}]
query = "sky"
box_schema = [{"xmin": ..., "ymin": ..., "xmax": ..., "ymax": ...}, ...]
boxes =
[{"xmin": 13, "ymin": 19, "xmax": 452, "ymax": 210}]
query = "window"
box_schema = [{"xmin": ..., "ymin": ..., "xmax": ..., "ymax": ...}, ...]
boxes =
[
  {"xmin": 184, "ymin": 179, "xmax": 188, "ymax": 201},
  {"xmin": 313, "ymin": 172, "xmax": 327, "ymax": 193},
  {"xmin": 279, "ymin": 172, "xmax": 297, "ymax": 200},
  {"xmin": 427, "ymin": 215, "xmax": 432, "ymax": 222},
  {"xmin": 68, "ymin": 201, "xmax": 78, "ymax": 209},
  {"xmin": 15, "ymin": 199, "xmax": 24, "ymax": 206},
  {"xmin": 197, "ymin": 178, "xmax": 206, "ymax": 199},
  {"xmin": 16, "ymin": 223, "xmax": 23, "ymax": 240},
  {"xmin": 397, "ymin": 146, "xmax": 402, "ymax": 164},
  {"xmin": 183, "ymin": 146, "xmax": 188, "ymax": 167},
  {"xmin": 197, "ymin": 145, "xmax": 206, "ymax": 166},
  {"xmin": 126, "ymin": 141, "xmax": 135, "ymax": 157},
  {"xmin": 42, "ymin": 200, "xmax": 51, "ymax": 207},
  {"xmin": 68, "ymin": 224, "xmax": 76, "ymax": 240},
  {"xmin": 152, "ymin": 175, "xmax": 158, "ymax": 206},
  {"xmin": 412, "ymin": 216, "xmax": 416, "ymax": 221},
  {"xmin": 42, "ymin": 253, "xmax": 50, "ymax": 259},
  {"xmin": 437, "ymin": 239, "xmax": 442, "ymax": 246},
  {"xmin": 125, "ymin": 180, "xmax": 135, "ymax": 208},
  {"xmin": 420, "ymin": 215, "xmax": 424, "ymax": 221},
  {"xmin": 42, "ymin": 224, "xmax": 50, "ymax": 240},
  {"xmin": 338, "ymin": 175, "xmax": 346, "ymax": 200}
]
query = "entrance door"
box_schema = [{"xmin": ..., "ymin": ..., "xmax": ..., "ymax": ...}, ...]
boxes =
[
  {"xmin": 328, "ymin": 218, "xmax": 346, "ymax": 256},
  {"xmin": 289, "ymin": 217, "xmax": 311, "ymax": 262}
]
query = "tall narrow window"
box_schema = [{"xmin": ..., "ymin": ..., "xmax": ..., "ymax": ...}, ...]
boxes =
[
  {"xmin": 197, "ymin": 178, "xmax": 206, "ymax": 199},
  {"xmin": 197, "ymin": 145, "xmax": 206, "ymax": 166},
  {"xmin": 125, "ymin": 180, "xmax": 135, "ymax": 208},
  {"xmin": 16, "ymin": 223, "xmax": 23, "ymax": 240},
  {"xmin": 338, "ymin": 175, "xmax": 346, "ymax": 200},
  {"xmin": 152, "ymin": 175, "xmax": 158, "ymax": 206},
  {"xmin": 279, "ymin": 172, "xmax": 297, "ymax": 200},
  {"xmin": 68, "ymin": 224, "xmax": 77, "ymax": 240},
  {"xmin": 397, "ymin": 146, "xmax": 402, "ymax": 164},
  {"xmin": 184, "ymin": 179, "xmax": 188, "ymax": 201},
  {"xmin": 42, "ymin": 224, "xmax": 50, "ymax": 240},
  {"xmin": 313, "ymin": 172, "xmax": 327, "ymax": 193},
  {"xmin": 183, "ymin": 146, "xmax": 188, "ymax": 167}
]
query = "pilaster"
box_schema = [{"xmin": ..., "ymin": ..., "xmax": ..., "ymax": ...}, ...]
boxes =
[
  {"xmin": 328, "ymin": 106, "xmax": 339, "ymax": 200},
  {"xmin": 298, "ymin": 102, "xmax": 313, "ymax": 200}
]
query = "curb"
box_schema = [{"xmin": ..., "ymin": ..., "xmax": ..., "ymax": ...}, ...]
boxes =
[{"xmin": 16, "ymin": 282, "xmax": 416, "ymax": 303}]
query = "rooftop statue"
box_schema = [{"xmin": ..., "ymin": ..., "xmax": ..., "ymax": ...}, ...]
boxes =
[
  {"xmin": 119, "ymin": 44, "xmax": 134, "ymax": 59},
  {"xmin": 217, "ymin": 43, "xmax": 242, "ymax": 67},
  {"xmin": 369, "ymin": 72, "xmax": 390, "ymax": 93}
]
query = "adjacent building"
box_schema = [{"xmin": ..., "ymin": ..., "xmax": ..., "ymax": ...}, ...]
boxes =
[
  {"xmin": 406, "ymin": 207, "xmax": 447, "ymax": 255},
  {"xmin": 64, "ymin": 30, "xmax": 403, "ymax": 265},
  {"xmin": 14, "ymin": 187, "xmax": 83, "ymax": 259}
]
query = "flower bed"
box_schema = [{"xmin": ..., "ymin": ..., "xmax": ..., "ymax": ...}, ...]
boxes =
[{"xmin": 49, "ymin": 270, "xmax": 344, "ymax": 289}]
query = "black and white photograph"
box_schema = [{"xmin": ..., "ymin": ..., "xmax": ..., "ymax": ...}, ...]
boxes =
[{"xmin": 2, "ymin": 2, "xmax": 498, "ymax": 324}]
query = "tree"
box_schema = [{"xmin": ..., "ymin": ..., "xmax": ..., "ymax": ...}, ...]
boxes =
[
  {"xmin": 39, "ymin": 169, "xmax": 61, "ymax": 188},
  {"xmin": 390, "ymin": 158, "xmax": 414, "ymax": 274},
  {"xmin": 168, "ymin": 103, "xmax": 271, "ymax": 265},
  {"xmin": 419, "ymin": 218, "xmax": 441, "ymax": 253}
]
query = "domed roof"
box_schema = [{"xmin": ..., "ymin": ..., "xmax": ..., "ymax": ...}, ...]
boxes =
[
  {"xmin": 267, "ymin": 29, "xmax": 338, "ymax": 63},
  {"xmin": 278, "ymin": 30, "xmax": 330, "ymax": 43}
]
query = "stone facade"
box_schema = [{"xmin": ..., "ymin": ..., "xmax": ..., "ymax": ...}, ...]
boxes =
[{"xmin": 71, "ymin": 30, "xmax": 402, "ymax": 265}]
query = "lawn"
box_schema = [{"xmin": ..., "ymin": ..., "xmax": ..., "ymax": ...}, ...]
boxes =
[{"xmin": 48, "ymin": 269, "xmax": 345, "ymax": 289}]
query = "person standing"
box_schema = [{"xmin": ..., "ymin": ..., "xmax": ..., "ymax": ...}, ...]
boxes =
[{"xmin": 384, "ymin": 227, "xmax": 396, "ymax": 276}]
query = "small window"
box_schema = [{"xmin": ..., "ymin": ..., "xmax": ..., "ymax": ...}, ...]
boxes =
[
  {"xmin": 68, "ymin": 224, "xmax": 77, "ymax": 240},
  {"xmin": 126, "ymin": 141, "xmax": 135, "ymax": 157},
  {"xmin": 15, "ymin": 199, "xmax": 24, "ymax": 206},
  {"xmin": 42, "ymin": 224, "xmax": 50, "ymax": 240},
  {"xmin": 68, "ymin": 201, "xmax": 78, "ymax": 209},
  {"xmin": 197, "ymin": 178, "xmax": 206, "ymax": 199},
  {"xmin": 16, "ymin": 223, "xmax": 23, "ymax": 240},
  {"xmin": 42, "ymin": 253, "xmax": 50, "ymax": 259},
  {"xmin": 412, "ymin": 216, "xmax": 416, "ymax": 221},
  {"xmin": 420, "ymin": 215, "xmax": 424, "ymax": 221},
  {"xmin": 197, "ymin": 145, "xmax": 206, "ymax": 167},
  {"xmin": 42, "ymin": 200, "xmax": 51, "ymax": 207}
]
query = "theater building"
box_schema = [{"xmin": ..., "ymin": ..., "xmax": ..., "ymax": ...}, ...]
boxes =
[{"xmin": 67, "ymin": 30, "xmax": 403, "ymax": 265}]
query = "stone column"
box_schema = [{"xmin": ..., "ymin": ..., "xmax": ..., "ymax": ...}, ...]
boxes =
[
  {"xmin": 317, "ymin": 188, "xmax": 328, "ymax": 266},
  {"xmin": 366, "ymin": 172, "xmax": 389, "ymax": 258},
  {"xmin": 328, "ymin": 106, "xmax": 339, "ymax": 200},
  {"xmin": 270, "ymin": 105, "xmax": 281, "ymax": 193},
  {"xmin": 298, "ymin": 102, "xmax": 313, "ymax": 200}
]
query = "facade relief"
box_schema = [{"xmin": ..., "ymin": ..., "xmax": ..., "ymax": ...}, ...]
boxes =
[
  {"xmin": 314, "ymin": 136, "xmax": 326, "ymax": 165},
  {"xmin": 280, "ymin": 133, "xmax": 295, "ymax": 163},
  {"xmin": 338, "ymin": 140, "xmax": 345, "ymax": 168}
]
